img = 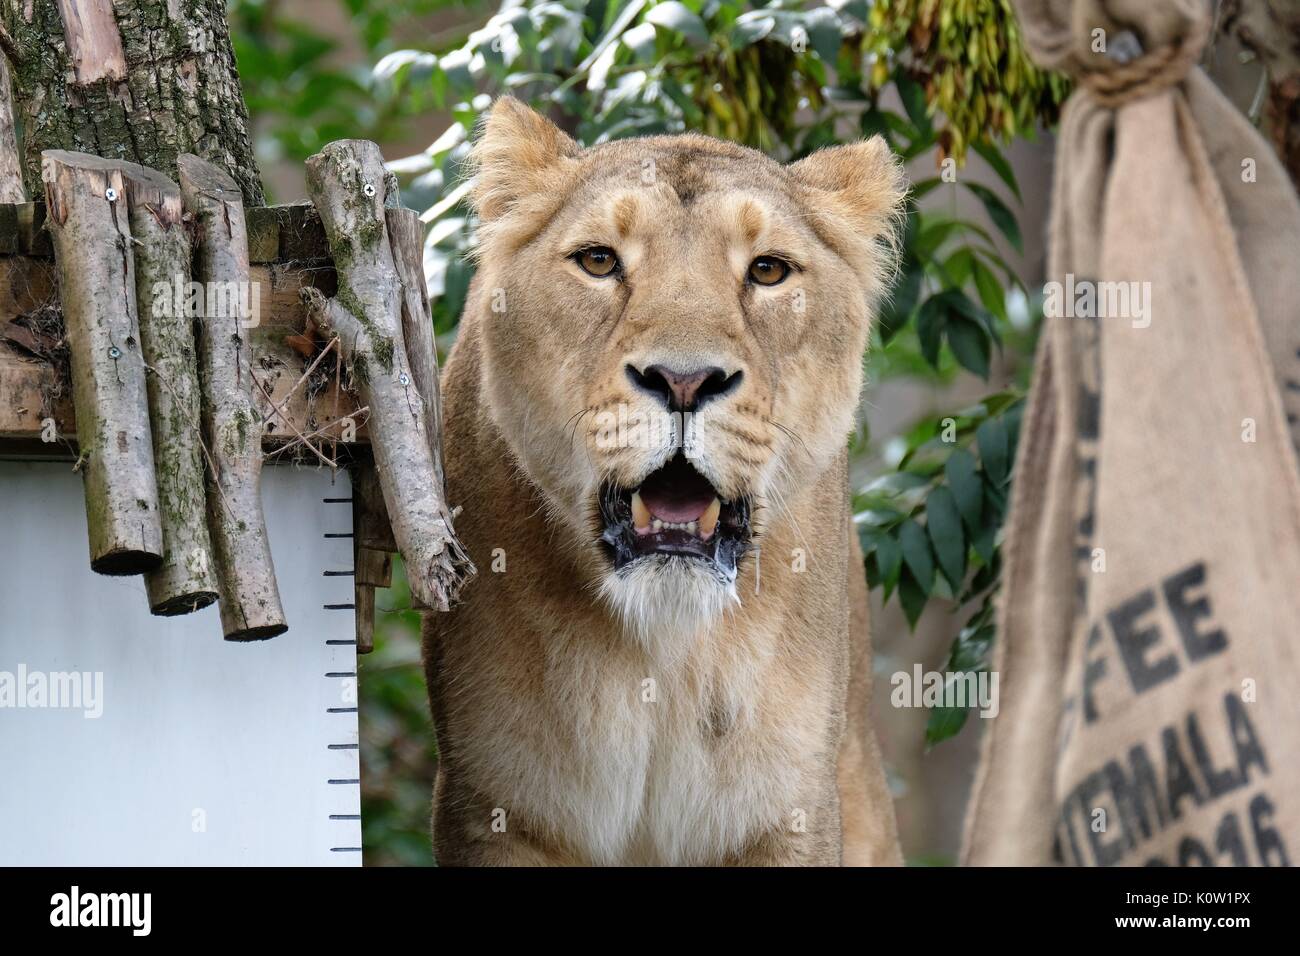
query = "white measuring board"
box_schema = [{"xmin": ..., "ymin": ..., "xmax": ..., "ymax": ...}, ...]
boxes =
[{"xmin": 0, "ymin": 461, "xmax": 361, "ymax": 865}]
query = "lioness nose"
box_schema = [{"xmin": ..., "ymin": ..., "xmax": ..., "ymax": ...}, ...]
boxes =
[{"xmin": 626, "ymin": 364, "xmax": 742, "ymax": 412}]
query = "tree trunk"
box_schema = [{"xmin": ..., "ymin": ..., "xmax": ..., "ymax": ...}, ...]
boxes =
[{"xmin": 1, "ymin": 0, "xmax": 263, "ymax": 204}]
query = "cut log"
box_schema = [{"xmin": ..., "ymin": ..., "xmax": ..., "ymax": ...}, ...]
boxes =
[
  {"xmin": 41, "ymin": 150, "xmax": 162, "ymax": 575},
  {"xmin": 177, "ymin": 153, "xmax": 287, "ymax": 641},
  {"xmin": 119, "ymin": 161, "xmax": 220, "ymax": 615},
  {"xmin": 302, "ymin": 139, "xmax": 473, "ymax": 611}
]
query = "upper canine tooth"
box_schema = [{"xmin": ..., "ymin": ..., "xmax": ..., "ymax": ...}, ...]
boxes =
[
  {"xmin": 631, "ymin": 491, "xmax": 651, "ymax": 529},
  {"xmin": 698, "ymin": 497, "xmax": 721, "ymax": 539}
]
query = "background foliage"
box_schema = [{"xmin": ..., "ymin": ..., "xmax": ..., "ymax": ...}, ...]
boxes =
[{"xmin": 231, "ymin": 0, "xmax": 1062, "ymax": 864}]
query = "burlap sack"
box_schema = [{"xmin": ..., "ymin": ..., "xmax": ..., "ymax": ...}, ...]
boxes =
[{"xmin": 964, "ymin": 0, "xmax": 1300, "ymax": 866}]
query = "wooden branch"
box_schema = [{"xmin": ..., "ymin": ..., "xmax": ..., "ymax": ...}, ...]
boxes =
[
  {"xmin": 119, "ymin": 160, "xmax": 220, "ymax": 615},
  {"xmin": 385, "ymin": 204, "xmax": 448, "ymax": 612},
  {"xmin": 178, "ymin": 153, "xmax": 287, "ymax": 641},
  {"xmin": 386, "ymin": 205, "xmax": 446, "ymax": 491},
  {"xmin": 303, "ymin": 139, "xmax": 473, "ymax": 611},
  {"xmin": 41, "ymin": 150, "xmax": 163, "ymax": 575}
]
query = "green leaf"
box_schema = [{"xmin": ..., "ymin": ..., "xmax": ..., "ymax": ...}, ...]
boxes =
[
  {"xmin": 863, "ymin": 470, "xmax": 930, "ymax": 496},
  {"xmin": 855, "ymin": 506, "xmax": 904, "ymax": 528},
  {"xmin": 828, "ymin": 0, "xmax": 870, "ymax": 22},
  {"xmin": 926, "ymin": 486, "xmax": 966, "ymax": 587},
  {"xmin": 915, "ymin": 295, "xmax": 946, "ymax": 368},
  {"xmin": 859, "ymin": 107, "xmax": 888, "ymax": 141},
  {"xmin": 970, "ymin": 518, "xmax": 997, "ymax": 564},
  {"xmin": 926, "ymin": 693, "xmax": 971, "ymax": 746},
  {"xmin": 803, "ymin": 8, "xmax": 843, "ymax": 63},
  {"xmin": 876, "ymin": 532, "xmax": 902, "ymax": 596},
  {"xmin": 646, "ymin": 2, "xmax": 710, "ymax": 46},
  {"xmin": 971, "ymin": 256, "xmax": 1008, "ymax": 324},
  {"xmin": 947, "ymin": 283, "xmax": 1001, "ymax": 345},
  {"xmin": 972, "ymin": 140, "xmax": 1022, "ymax": 201},
  {"xmin": 898, "ymin": 566, "xmax": 928, "ymax": 629},
  {"xmin": 962, "ymin": 181, "xmax": 1022, "ymax": 253},
  {"xmin": 946, "ymin": 316, "xmax": 991, "ymax": 379},
  {"xmin": 621, "ymin": 21, "xmax": 659, "ymax": 59},
  {"xmin": 577, "ymin": 0, "xmax": 649, "ymax": 72},
  {"xmin": 879, "ymin": 259, "xmax": 921, "ymax": 342},
  {"xmin": 977, "ymin": 417, "xmax": 1009, "ymax": 485},
  {"xmin": 949, "ymin": 624, "xmax": 995, "ymax": 672},
  {"xmin": 729, "ymin": 12, "xmax": 775, "ymax": 47},
  {"xmin": 898, "ymin": 519, "xmax": 935, "ymax": 592},
  {"xmin": 914, "ymin": 218, "xmax": 960, "ymax": 259},
  {"xmin": 943, "ymin": 247, "xmax": 974, "ymax": 286},
  {"xmin": 944, "ymin": 448, "xmax": 984, "ymax": 530},
  {"xmin": 895, "ymin": 72, "xmax": 932, "ymax": 137}
]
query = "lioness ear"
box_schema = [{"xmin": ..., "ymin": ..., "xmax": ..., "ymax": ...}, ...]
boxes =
[
  {"xmin": 788, "ymin": 136, "xmax": 906, "ymax": 239},
  {"xmin": 470, "ymin": 96, "xmax": 580, "ymax": 221}
]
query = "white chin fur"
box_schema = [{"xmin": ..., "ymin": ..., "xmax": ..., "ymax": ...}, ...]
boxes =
[{"xmin": 599, "ymin": 555, "xmax": 738, "ymax": 665}]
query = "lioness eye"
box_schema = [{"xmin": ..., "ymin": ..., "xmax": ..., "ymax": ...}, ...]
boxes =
[
  {"xmin": 576, "ymin": 246, "xmax": 620, "ymax": 278},
  {"xmin": 748, "ymin": 256, "xmax": 790, "ymax": 286}
]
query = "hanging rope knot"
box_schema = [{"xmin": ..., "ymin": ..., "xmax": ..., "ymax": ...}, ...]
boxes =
[{"xmin": 1077, "ymin": 13, "xmax": 1211, "ymax": 108}]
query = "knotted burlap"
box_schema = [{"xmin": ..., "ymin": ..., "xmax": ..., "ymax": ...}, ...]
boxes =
[{"xmin": 963, "ymin": 0, "xmax": 1300, "ymax": 866}]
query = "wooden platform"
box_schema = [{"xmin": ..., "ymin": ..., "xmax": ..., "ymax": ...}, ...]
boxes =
[{"xmin": 0, "ymin": 201, "xmax": 366, "ymax": 457}]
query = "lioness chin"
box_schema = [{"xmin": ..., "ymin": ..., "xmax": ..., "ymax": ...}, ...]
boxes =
[{"xmin": 422, "ymin": 96, "xmax": 906, "ymax": 866}]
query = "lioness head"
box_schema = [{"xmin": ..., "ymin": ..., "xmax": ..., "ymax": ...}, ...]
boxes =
[{"xmin": 467, "ymin": 97, "xmax": 905, "ymax": 644}]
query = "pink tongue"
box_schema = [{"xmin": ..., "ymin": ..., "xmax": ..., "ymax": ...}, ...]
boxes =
[{"xmin": 638, "ymin": 459, "xmax": 716, "ymax": 523}]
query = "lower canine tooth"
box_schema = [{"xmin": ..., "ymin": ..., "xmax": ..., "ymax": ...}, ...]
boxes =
[
  {"xmin": 631, "ymin": 491, "xmax": 651, "ymax": 529},
  {"xmin": 698, "ymin": 497, "xmax": 721, "ymax": 539}
]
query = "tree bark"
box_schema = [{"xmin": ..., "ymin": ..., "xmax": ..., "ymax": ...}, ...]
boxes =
[
  {"xmin": 178, "ymin": 152, "xmax": 285, "ymax": 641},
  {"xmin": 2, "ymin": 0, "xmax": 263, "ymax": 204},
  {"xmin": 0, "ymin": 53, "xmax": 23, "ymax": 201}
]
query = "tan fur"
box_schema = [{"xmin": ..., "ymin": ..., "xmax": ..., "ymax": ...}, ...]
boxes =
[{"xmin": 422, "ymin": 98, "xmax": 905, "ymax": 866}]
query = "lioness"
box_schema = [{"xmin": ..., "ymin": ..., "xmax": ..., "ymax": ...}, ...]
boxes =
[{"xmin": 422, "ymin": 97, "xmax": 905, "ymax": 866}]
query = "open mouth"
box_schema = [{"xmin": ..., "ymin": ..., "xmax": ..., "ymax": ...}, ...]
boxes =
[{"xmin": 597, "ymin": 453, "xmax": 752, "ymax": 574}]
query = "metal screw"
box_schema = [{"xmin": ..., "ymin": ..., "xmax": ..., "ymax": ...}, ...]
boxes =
[
  {"xmin": 108, "ymin": 346, "xmax": 122, "ymax": 359},
  {"xmin": 104, "ymin": 187, "xmax": 118, "ymax": 202},
  {"xmin": 363, "ymin": 183, "xmax": 376, "ymax": 197},
  {"xmin": 398, "ymin": 371, "xmax": 410, "ymax": 386}
]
